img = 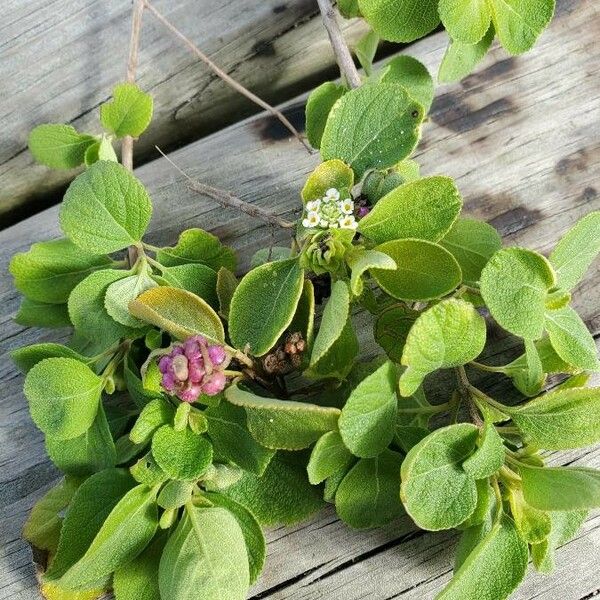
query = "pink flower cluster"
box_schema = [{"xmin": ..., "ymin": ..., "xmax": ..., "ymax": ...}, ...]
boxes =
[{"xmin": 158, "ymin": 335, "xmax": 230, "ymax": 402}]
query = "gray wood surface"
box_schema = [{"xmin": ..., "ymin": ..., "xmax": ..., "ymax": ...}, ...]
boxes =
[
  {"xmin": 0, "ymin": 0, "xmax": 369, "ymax": 222},
  {"xmin": 1, "ymin": 0, "xmax": 599, "ymax": 598}
]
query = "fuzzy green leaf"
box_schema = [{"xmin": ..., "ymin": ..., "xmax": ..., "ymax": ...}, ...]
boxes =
[
  {"xmin": 216, "ymin": 267, "xmax": 238, "ymax": 319},
  {"xmin": 11, "ymin": 343, "xmax": 87, "ymax": 374},
  {"xmin": 159, "ymin": 506, "xmax": 249, "ymax": 600},
  {"xmin": 437, "ymin": 515, "xmax": 528, "ymax": 600},
  {"xmin": 320, "ymin": 83, "xmax": 423, "ymax": 179},
  {"xmin": 399, "ymin": 299, "xmax": 486, "ymax": 396},
  {"xmin": 358, "ymin": 0, "xmax": 440, "ymax": 43},
  {"xmin": 105, "ymin": 272, "xmax": 158, "ymax": 328},
  {"xmin": 358, "ymin": 176, "xmax": 462, "ymax": 244},
  {"xmin": 508, "ymin": 486, "xmax": 551, "ymax": 543},
  {"xmin": 519, "ymin": 464, "xmax": 600, "ymax": 511},
  {"xmin": 29, "ymin": 124, "xmax": 96, "ymax": 169},
  {"xmin": 374, "ymin": 304, "xmax": 419, "ymax": 363},
  {"xmin": 439, "ymin": 218, "xmax": 502, "ymax": 285},
  {"xmin": 439, "ymin": 0, "xmax": 491, "ymax": 44},
  {"xmin": 488, "ymin": 0, "xmax": 555, "ymax": 54},
  {"xmin": 545, "ymin": 306, "xmax": 600, "ymax": 371},
  {"xmin": 480, "ymin": 247, "xmax": 556, "ymax": 339},
  {"xmin": 339, "ymin": 361, "xmax": 398, "ymax": 457},
  {"xmin": 462, "ymin": 422, "xmax": 505, "ymax": 479},
  {"xmin": 301, "ymin": 160, "xmax": 355, "ymax": 203},
  {"xmin": 305, "ymin": 83, "xmax": 348, "ymax": 149},
  {"xmin": 60, "ymin": 161, "xmax": 152, "ymax": 254},
  {"xmin": 400, "ymin": 424, "xmax": 480, "ymax": 530},
  {"xmin": 335, "ymin": 449, "xmax": 404, "ymax": 528},
  {"xmin": 438, "ymin": 24, "xmax": 495, "ymax": 83},
  {"xmin": 379, "ymin": 55, "xmax": 434, "ymax": 111},
  {"xmin": 507, "ymin": 387, "xmax": 600, "ymax": 450},
  {"xmin": 130, "ymin": 398, "xmax": 175, "ymax": 446},
  {"xmin": 549, "ymin": 211, "xmax": 600, "ymax": 291},
  {"xmin": 229, "ymin": 259, "xmax": 304, "ymax": 356},
  {"xmin": 24, "ymin": 358, "xmax": 102, "ymax": 440},
  {"xmin": 307, "ymin": 431, "xmax": 354, "ymax": 485},
  {"xmin": 15, "ymin": 298, "xmax": 71, "ymax": 328},
  {"xmin": 372, "ymin": 239, "xmax": 462, "ymax": 302},
  {"xmin": 100, "ymin": 82, "xmax": 153, "ymax": 138},
  {"xmin": 84, "ymin": 135, "xmax": 118, "ymax": 166},
  {"xmin": 152, "ymin": 425, "xmax": 213, "ymax": 480},
  {"xmin": 129, "ymin": 286, "xmax": 224, "ymax": 343},
  {"xmin": 224, "ymin": 385, "xmax": 340, "ymax": 450},
  {"xmin": 10, "ymin": 238, "xmax": 111, "ymax": 304}
]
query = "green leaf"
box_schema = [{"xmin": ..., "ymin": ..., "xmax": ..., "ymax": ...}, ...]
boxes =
[
  {"xmin": 157, "ymin": 228, "xmax": 237, "ymax": 272},
  {"xmin": 58, "ymin": 485, "xmax": 159, "ymax": 590},
  {"xmin": 505, "ymin": 335, "xmax": 577, "ymax": 375},
  {"xmin": 507, "ymin": 486, "xmax": 551, "ymax": 543},
  {"xmin": 358, "ymin": 0, "xmax": 440, "ymax": 43},
  {"xmin": 512, "ymin": 338, "xmax": 546, "ymax": 397},
  {"xmin": 438, "ymin": 24, "xmax": 495, "ymax": 83},
  {"xmin": 15, "ymin": 298, "xmax": 71, "ymax": 328},
  {"xmin": 100, "ymin": 82, "xmax": 153, "ymax": 138},
  {"xmin": 439, "ymin": 218, "xmax": 502, "ymax": 285},
  {"xmin": 320, "ymin": 83, "xmax": 423, "ymax": 179},
  {"xmin": 60, "ymin": 161, "xmax": 152, "ymax": 254},
  {"xmin": 69, "ymin": 269, "xmax": 138, "ymax": 348},
  {"xmin": 374, "ymin": 304, "xmax": 419, "ymax": 363},
  {"xmin": 437, "ymin": 515, "xmax": 528, "ymax": 600},
  {"xmin": 203, "ymin": 493, "xmax": 266, "ymax": 585},
  {"xmin": 10, "ymin": 238, "xmax": 111, "ymax": 304},
  {"xmin": 130, "ymin": 453, "xmax": 168, "ymax": 486},
  {"xmin": 338, "ymin": 361, "xmax": 398, "ymax": 457},
  {"xmin": 129, "ymin": 286, "xmax": 225, "ymax": 343},
  {"xmin": 11, "ymin": 343, "xmax": 87, "ymax": 374},
  {"xmin": 462, "ymin": 422, "xmax": 505, "ymax": 478},
  {"xmin": 338, "ymin": 0, "xmax": 360, "ymax": 18},
  {"xmin": 130, "ymin": 398, "xmax": 175, "ymax": 445},
  {"xmin": 24, "ymin": 357, "xmax": 102, "ymax": 440},
  {"xmin": 225, "ymin": 453, "xmax": 324, "ymax": 526},
  {"xmin": 307, "ymin": 431, "xmax": 354, "ymax": 485},
  {"xmin": 224, "ymin": 384, "xmax": 340, "ymax": 450},
  {"xmin": 399, "ymin": 299, "xmax": 486, "ymax": 396},
  {"xmin": 113, "ymin": 532, "xmax": 166, "ymax": 600},
  {"xmin": 24, "ymin": 478, "xmax": 80, "ymax": 554},
  {"xmin": 105, "ymin": 272, "xmax": 158, "ymax": 328},
  {"xmin": 84, "ymin": 136, "xmax": 118, "ymax": 166},
  {"xmin": 124, "ymin": 353, "xmax": 163, "ymax": 409},
  {"xmin": 372, "ymin": 239, "xmax": 462, "ymax": 302},
  {"xmin": 506, "ymin": 387, "xmax": 600, "ymax": 450},
  {"xmin": 205, "ymin": 401, "xmax": 275, "ymax": 475},
  {"xmin": 250, "ymin": 247, "xmax": 292, "ymax": 269},
  {"xmin": 289, "ymin": 278, "xmax": 315, "ymax": 353},
  {"xmin": 46, "ymin": 469, "xmax": 135, "ymax": 581},
  {"xmin": 439, "ymin": 0, "xmax": 491, "ymax": 44},
  {"xmin": 159, "ymin": 506, "xmax": 249, "ymax": 600},
  {"xmin": 152, "ymin": 425, "xmax": 213, "ymax": 480},
  {"xmin": 519, "ymin": 464, "xmax": 600, "ymax": 511},
  {"xmin": 301, "ymin": 159, "xmax": 354, "ymax": 203},
  {"xmin": 335, "ymin": 449, "xmax": 404, "ymax": 528},
  {"xmin": 545, "ymin": 306, "xmax": 600, "ymax": 371},
  {"xmin": 46, "ymin": 404, "xmax": 116, "ymax": 477},
  {"xmin": 358, "ymin": 176, "xmax": 462, "ymax": 244},
  {"xmin": 549, "ymin": 211, "xmax": 600, "ymax": 291},
  {"xmin": 305, "ymin": 83, "xmax": 348, "ymax": 149},
  {"xmin": 379, "ymin": 55, "xmax": 434, "ymax": 111},
  {"xmin": 354, "ymin": 29, "xmax": 379, "ymax": 76},
  {"xmin": 480, "ymin": 247, "xmax": 556, "ymax": 339},
  {"xmin": 216, "ymin": 267, "xmax": 238, "ymax": 319},
  {"xmin": 400, "ymin": 424, "xmax": 479, "ymax": 530},
  {"xmin": 488, "ymin": 0, "xmax": 555, "ymax": 54},
  {"xmin": 29, "ymin": 124, "xmax": 96, "ymax": 169},
  {"xmin": 229, "ymin": 258, "xmax": 304, "ymax": 356},
  {"xmin": 531, "ymin": 510, "xmax": 587, "ymax": 573}
]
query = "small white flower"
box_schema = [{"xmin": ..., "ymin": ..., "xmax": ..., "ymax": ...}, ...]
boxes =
[
  {"xmin": 319, "ymin": 218, "xmax": 329, "ymax": 228},
  {"xmin": 339, "ymin": 215, "xmax": 358, "ymax": 230},
  {"xmin": 306, "ymin": 199, "xmax": 321, "ymax": 212},
  {"xmin": 302, "ymin": 210, "xmax": 321, "ymax": 228},
  {"xmin": 338, "ymin": 198, "xmax": 354, "ymax": 215},
  {"xmin": 324, "ymin": 188, "xmax": 340, "ymax": 202}
]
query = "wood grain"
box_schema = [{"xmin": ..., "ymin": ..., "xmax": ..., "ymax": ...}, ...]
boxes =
[
  {"xmin": 0, "ymin": 0, "xmax": 369, "ymax": 222},
  {"xmin": 1, "ymin": 0, "xmax": 599, "ymax": 598}
]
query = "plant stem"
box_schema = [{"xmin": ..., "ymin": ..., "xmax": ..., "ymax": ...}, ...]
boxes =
[
  {"xmin": 155, "ymin": 146, "xmax": 296, "ymax": 229},
  {"xmin": 455, "ymin": 366, "xmax": 484, "ymax": 427},
  {"xmin": 142, "ymin": 0, "xmax": 312, "ymax": 153},
  {"xmin": 470, "ymin": 360, "xmax": 508, "ymax": 374},
  {"xmin": 316, "ymin": 0, "xmax": 362, "ymax": 89},
  {"xmin": 397, "ymin": 402, "xmax": 452, "ymax": 415}
]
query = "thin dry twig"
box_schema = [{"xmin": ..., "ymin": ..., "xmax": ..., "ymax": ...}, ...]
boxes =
[
  {"xmin": 142, "ymin": 0, "xmax": 312, "ymax": 153},
  {"xmin": 316, "ymin": 0, "xmax": 361, "ymax": 89},
  {"xmin": 155, "ymin": 146, "xmax": 296, "ymax": 229}
]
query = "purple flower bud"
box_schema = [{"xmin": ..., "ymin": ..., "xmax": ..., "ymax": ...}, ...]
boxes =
[
  {"xmin": 179, "ymin": 382, "xmax": 203, "ymax": 403},
  {"xmin": 208, "ymin": 345, "xmax": 227, "ymax": 366},
  {"xmin": 202, "ymin": 371, "xmax": 227, "ymax": 396},
  {"xmin": 158, "ymin": 356, "xmax": 172, "ymax": 374},
  {"xmin": 357, "ymin": 206, "xmax": 370, "ymax": 218},
  {"xmin": 188, "ymin": 361, "xmax": 205, "ymax": 383}
]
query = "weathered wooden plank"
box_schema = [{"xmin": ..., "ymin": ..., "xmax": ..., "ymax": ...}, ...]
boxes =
[
  {"xmin": 1, "ymin": 0, "xmax": 599, "ymax": 597},
  {"xmin": 0, "ymin": 0, "xmax": 368, "ymax": 222}
]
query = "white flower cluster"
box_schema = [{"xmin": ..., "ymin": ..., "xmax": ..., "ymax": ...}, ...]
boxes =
[{"xmin": 302, "ymin": 188, "xmax": 358, "ymax": 230}]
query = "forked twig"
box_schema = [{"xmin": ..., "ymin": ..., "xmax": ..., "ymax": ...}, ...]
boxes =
[
  {"xmin": 155, "ymin": 146, "xmax": 296, "ymax": 230},
  {"xmin": 142, "ymin": 0, "xmax": 312, "ymax": 153}
]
